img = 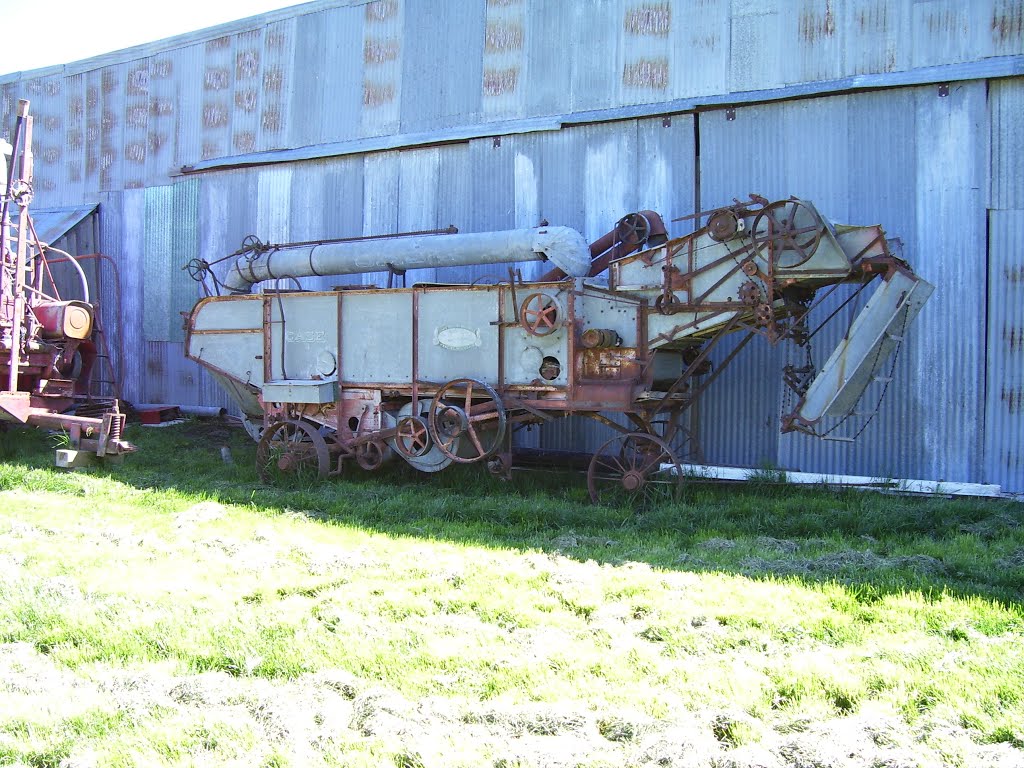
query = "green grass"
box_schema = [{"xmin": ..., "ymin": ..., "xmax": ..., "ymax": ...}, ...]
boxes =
[{"xmin": 0, "ymin": 420, "xmax": 1022, "ymax": 767}]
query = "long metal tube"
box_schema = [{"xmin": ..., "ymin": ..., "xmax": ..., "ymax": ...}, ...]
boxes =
[{"xmin": 221, "ymin": 226, "xmax": 591, "ymax": 294}]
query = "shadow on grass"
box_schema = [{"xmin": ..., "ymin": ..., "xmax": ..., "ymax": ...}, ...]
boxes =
[{"xmin": 3, "ymin": 420, "xmax": 1023, "ymax": 608}]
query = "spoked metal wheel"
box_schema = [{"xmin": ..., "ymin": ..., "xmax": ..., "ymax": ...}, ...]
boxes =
[
  {"xmin": 428, "ymin": 378, "xmax": 506, "ymax": 463},
  {"xmin": 257, "ymin": 419, "xmax": 330, "ymax": 484},
  {"xmin": 587, "ymin": 432, "xmax": 683, "ymax": 506}
]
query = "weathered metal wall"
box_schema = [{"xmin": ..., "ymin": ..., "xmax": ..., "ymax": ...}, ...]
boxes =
[
  {"xmin": 1, "ymin": 1, "xmax": 1020, "ymax": 489},
  {"xmin": 3, "ymin": 0, "xmax": 1022, "ymax": 201},
  {"xmin": 987, "ymin": 77, "xmax": 1024, "ymax": 490}
]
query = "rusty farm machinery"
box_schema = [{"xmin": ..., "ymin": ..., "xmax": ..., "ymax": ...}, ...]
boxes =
[
  {"xmin": 0, "ymin": 100, "xmax": 133, "ymax": 465},
  {"xmin": 185, "ymin": 194, "xmax": 932, "ymax": 503}
]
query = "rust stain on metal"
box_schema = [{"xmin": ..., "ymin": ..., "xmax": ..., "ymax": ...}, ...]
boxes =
[
  {"xmin": 68, "ymin": 97, "xmax": 83, "ymax": 121},
  {"xmin": 124, "ymin": 142, "xmax": 146, "ymax": 164},
  {"xmin": 67, "ymin": 131, "xmax": 83, "ymax": 152},
  {"xmin": 263, "ymin": 68, "xmax": 284, "ymax": 93},
  {"xmin": 206, "ymin": 35, "xmax": 231, "ymax": 52},
  {"xmin": 127, "ymin": 68, "xmax": 149, "ymax": 96},
  {"xmin": 992, "ymin": 2, "xmax": 1024, "ymax": 42},
  {"xmin": 235, "ymin": 89, "xmax": 258, "ymax": 112},
  {"xmin": 148, "ymin": 132, "xmax": 168, "ymax": 154},
  {"xmin": 1006, "ymin": 265, "xmax": 1023, "ymax": 282},
  {"xmin": 483, "ymin": 68, "xmax": 518, "ymax": 97},
  {"xmin": 101, "ymin": 110, "xmax": 117, "ymax": 132},
  {"xmin": 1003, "ymin": 386, "xmax": 1024, "ymax": 414},
  {"xmin": 233, "ymin": 131, "xmax": 257, "ymax": 153},
  {"xmin": 622, "ymin": 58, "xmax": 669, "ymax": 89},
  {"xmin": 856, "ymin": 2, "xmax": 889, "ymax": 32},
  {"xmin": 925, "ymin": 8, "xmax": 966, "ymax": 35},
  {"xmin": 485, "ymin": 22, "xmax": 523, "ymax": 52},
  {"xmin": 202, "ymin": 142, "xmax": 222, "ymax": 160},
  {"xmin": 125, "ymin": 180, "xmax": 143, "ymax": 189},
  {"xmin": 150, "ymin": 99, "xmax": 174, "ymax": 118},
  {"xmin": 41, "ymin": 147, "xmax": 60, "ymax": 164},
  {"xmin": 205, "ymin": 68, "xmax": 231, "ymax": 91},
  {"xmin": 68, "ymin": 162, "xmax": 81, "ymax": 182},
  {"xmin": 266, "ymin": 30, "xmax": 287, "ymax": 49},
  {"xmin": 486, "ymin": 0, "xmax": 522, "ymax": 7},
  {"xmin": 236, "ymin": 50, "xmax": 260, "ymax": 79},
  {"xmin": 693, "ymin": 34, "xmax": 719, "ymax": 50},
  {"xmin": 43, "ymin": 81, "xmax": 61, "ymax": 97},
  {"xmin": 363, "ymin": 81, "xmax": 396, "ymax": 106},
  {"xmin": 85, "ymin": 156, "xmax": 97, "ymax": 176},
  {"xmin": 85, "ymin": 126, "xmax": 99, "ymax": 144},
  {"xmin": 203, "ymin": 103, "xmax": 230, "ymax": 129},
  {"xmin": 581, "ymin": 348, "xmax": 642, "ymax": 381},
  {"xmin": 261, "ymin": 107, "xmax": 282, "ymax": 132},
  {"xmin": 100, "ymin": 150, "xmax": 115, "ymax": 173},
  {"xmin": 366, "ymin": 0, "xmax": 399, "ymax": 21},
  {"xmin": 86, "ymin": 87, "xmax": 98, "ymax": 110},
  {"xmin": 799, "ymin": 0, "xmax": 836, "ymax": 43},
  {"xmin": 42, "ymin": 116, "xmax": 61, "ymax": 132},
  {"xmin": 101, "ymin": 70, "xmax": 118, "ymax": 95},
  {"xmin": 624, "ymin": 3, "xmax": 671, "ymax": 36},
  {"xmin": 38, "ymin": 179, "xmax": 55, "ymax": 192},
  {"xmin": 126, "ymin": 106, "xmax": 148, "ymax": 129},
  {"xmin": 364, "ymin": 37, "xmax": 400, "ymax": 63},
  {"xmin": 1006, "ymin": 326, "xmax": 1024, "ymax": 353},
  {"xmin": 152, "ymin": 59, "xmax": 173, "ymax": 79}
]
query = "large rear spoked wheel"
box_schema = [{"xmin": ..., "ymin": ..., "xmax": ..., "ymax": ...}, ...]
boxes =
[
  {"xmin": 428, "ymin": 378, "xmax": 506, "ymax": 463},
  {"xmin": 257, "ymin": 419, "xmax": 330, "ymax": 484},
  {"xmin": 587, "ymin": 432, "xmax": 683, "ymax": 506}
]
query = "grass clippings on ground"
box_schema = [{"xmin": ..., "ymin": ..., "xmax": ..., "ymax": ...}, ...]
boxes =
[{"xmin": 0, "ymin": 421, "xmax": 1022, "ymax": 767}]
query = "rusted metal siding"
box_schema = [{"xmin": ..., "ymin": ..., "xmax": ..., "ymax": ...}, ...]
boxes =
[
  {"xmin": 987, "ymin": 76, "xmax": 1024, "ymax": 492},
  {"xmin": 986, "ymin": 211, "xmax": 1024, "ymax": 491},
  {"xmin": 699, "ymin": 83, "xmax": 990, "ymax": 483},
  {"xmin": 991, "ymin": 77, "xmax": 1024, "ymax": 210}
]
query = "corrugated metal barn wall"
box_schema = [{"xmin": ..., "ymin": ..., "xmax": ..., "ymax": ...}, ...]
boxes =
[{"xmin": 988, "ymin": 77, "xmax": 1024, "ymax": 491}]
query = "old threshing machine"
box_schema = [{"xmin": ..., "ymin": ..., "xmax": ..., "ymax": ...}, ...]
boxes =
[
  {"xmin": 186, "ymin": 195, "xmax": 932, "ymax": 503},
  {"xmin": 0, "ymin": 100, "xmax": 132, "ymax": 465}
]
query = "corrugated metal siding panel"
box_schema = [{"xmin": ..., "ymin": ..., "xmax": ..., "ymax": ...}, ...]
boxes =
[
  {"xmin": 174, "ymin": 43, "xmax": 207, "ymax": 169},
  {"xmin": 362, "ymin": 0, "xmax": 403, "ymax": 136},
  {"xmin": 361, "ymin": 149, "xmax": 401, "ymax": 287},
  {"xmin": 122, "ymin": 61, "xmax": 149, "ymax": 191},
  {"xmin": 706, "ymin": 84, "xmax": 988, "ymax": 484},
  {"xmin": 778, "ymin": 88, "xmax": 921, "ymax": 479},
  {"xmin": 291, "ymin": 6, "xmax": 363, "ymax": 147},
  {"xmin": 729, "ymin": 5, "xmax": 783, "ymax": 92},
  {"xmin": 911, "ymin": 0, "xmax": 992, "ymax": 69},
  {"xmin": 229, "ymin": 29, "xmax": 264, "ymax": 157},
  {"xmin": 199, "ymin": 35, "xmax": 234, "ymax": 162},
  {"xmin": 482, "ymin": 0, "xmax": 527, "ymax": 120},
  {"xmin": 142, "ymin": 180, "xmax": 201, "ymax": 343},
  {"xmin": 991, "ymin": 77, "xmax": 1024, "ymax": 210},
  {"xmin": 521, "ymin": 1, "xmax": 572, "ymax": 117},
  {"xmin": 109, "ymin": 189, "xmax": 146, "ymax": 403},
  {"xmin": 400, "ymin": 0, "xmax": 484, "ymax": 133},
  {"xmin": 145, "ymin": 52, "xmax": 176, "ymax": 185},
  {"xmin": 144, "ymin": 341, "xmax": 238, "ymax": 409},
  {"xmin": 844, "ymin": 0, "xmax": 911, "ymax": 75},
  {"xmin": 780, "ymin": 0, "xmax": 847, "ymax": 85},
  {"xmin": 571, "ymin": 0, "xmax": 623, "ymax": 112},
  {"xmin": 697, "ymin": 101, "xmax": 786, "ymax": 468},
  {"xmin": 260, "ymin": 19, "xmax": 296, "ymax": 151},
  {"xmin": 908, "ymin": 81, "xmax": 988, "ymax": 482},
  {"xmin": 986, "ymin": 210, "xmax": 1024, "ymax": 492},
  {"xmin": 670, "ymin": 0, "xmax": 729, "ymax": 100}
]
